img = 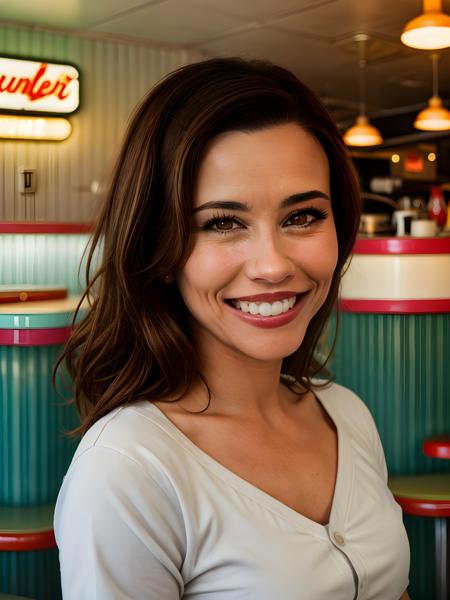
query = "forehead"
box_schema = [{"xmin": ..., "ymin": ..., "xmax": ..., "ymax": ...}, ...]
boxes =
[{"xmin": 194, "ymin": 123, "xmax": 330, "ymax": 205}]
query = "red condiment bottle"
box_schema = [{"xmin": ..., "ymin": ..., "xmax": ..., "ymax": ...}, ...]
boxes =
[{"xmin": 428, "ymin": 185, "xmax": 447, "ymax": 227}]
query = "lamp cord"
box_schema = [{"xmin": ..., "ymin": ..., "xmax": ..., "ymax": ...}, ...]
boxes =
[
  {"xmin": 357, "ymin": 34, "xmax": 368, "ymax": 118},
  {"xmin": 359, "ymin": 57, "xmax": 367, "ymax": 117},
  {"xmin": 432, "ymin": 53, "xmax": 439, "ymax": 98}
]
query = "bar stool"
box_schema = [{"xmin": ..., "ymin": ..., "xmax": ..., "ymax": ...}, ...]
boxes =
[
  {"xmin": 388, "ymin": 436, "xmax": 450, "ymax": 600},
  {"xmin": 0, "ymin": 504, "xmax": 55, "ymax": 599},
  {"xmin": 424, "ymin": 436, "xmax": 450, "ymax": 461}
]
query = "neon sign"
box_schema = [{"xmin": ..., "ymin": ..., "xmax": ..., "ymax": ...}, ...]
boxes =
[{"xmin": 0, "ymin": 57, "xmax": 79, "ymax": 114}]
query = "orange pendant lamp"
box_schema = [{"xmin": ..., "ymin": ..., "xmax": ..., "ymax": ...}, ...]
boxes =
[
  {"xmin": 343, "ymin": 34, "xmax": 383, "ymax": 147},
  {"xmin": 401, "ymin": 0, "xmax": 450, "ymax": 50},
  {"xmin": 414, "ymin": 53, "xmax": 450, "ymax": 130}
]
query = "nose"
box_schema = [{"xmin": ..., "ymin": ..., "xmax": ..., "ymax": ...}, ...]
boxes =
[{"xmin": 244, "ymin": 230, "xmax": 296, "ymax": 284}]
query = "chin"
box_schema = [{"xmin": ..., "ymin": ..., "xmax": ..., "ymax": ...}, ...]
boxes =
[{"xmin": 235, "ymin": 335, "xmax": 306, "ymax": 363}]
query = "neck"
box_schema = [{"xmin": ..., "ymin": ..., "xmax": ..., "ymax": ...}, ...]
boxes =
[{"xmin": 189, "ymin": 333, "xmax": 303, "ymax": 422}]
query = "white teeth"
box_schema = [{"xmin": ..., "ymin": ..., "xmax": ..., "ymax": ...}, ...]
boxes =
[
  {"xmin": 271, "ymin": 301, "xmax": 283, "ymax": 316},
  {"xmin": 232, "ymin": 295, "xmax": 298, "ymax": 316},
  {"xmin": 239, "ymin": 301, "xmax": 250, "ymax": 313},
  {"xmin": 259, "ymin": 302, "xmax": 272, "ymax": 317},
  {"xmin": 249, "ymin": 303, "xmax": 259, "ymax": 315}
]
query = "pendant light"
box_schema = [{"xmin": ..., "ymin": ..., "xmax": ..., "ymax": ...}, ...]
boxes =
[
  {"xmin": 414, "ymin": 53, "xmax": 450, "ymax": 130},
  {"xmin": 401, "ymin": 0, "xmax": 450, "ymax": 50},
  {"xmin": 343, "ymin": 34, "xmax": 383, "ymax": 147}
]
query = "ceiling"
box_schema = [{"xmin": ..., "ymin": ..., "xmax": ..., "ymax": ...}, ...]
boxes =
[{"xmin": 2, "ymin": 0, "xmax": 450, "ymax": 143}]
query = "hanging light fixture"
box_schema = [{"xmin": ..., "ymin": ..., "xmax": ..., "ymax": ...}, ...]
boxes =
[
  {"xmin": 343, "ymin": 34, "xmax": 383, "ymax": 147},
  {"xmin": 414, "ymin": 53, "xmax": 450, "ymax": 130},
  {"xmin": 401, "ymin": 0, "xmax": 450, "ymax": 50}
]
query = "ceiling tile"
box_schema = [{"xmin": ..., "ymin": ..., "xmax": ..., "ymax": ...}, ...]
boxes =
[
  {"xmin": 92, "ymin": 0, "xmax": 246, "ymax": 45},
  {"xmin": 191, "ymin": 0, "xmax": 329, "ymax": 22},
  {"xmin": 0, "ymin": 0, "xmax": 160, "ymax": 29},
  {"xmin": 271, "ymin": 0, "xmax": 420, "ymax": 40}
]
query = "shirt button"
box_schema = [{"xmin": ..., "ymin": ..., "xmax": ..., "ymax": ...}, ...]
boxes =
[{"xmin": 333, "ymin": 532, "xmax": 345, "ymax": 545}]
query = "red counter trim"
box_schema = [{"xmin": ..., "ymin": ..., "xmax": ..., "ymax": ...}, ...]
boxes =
[
  {"xmin": 354, "ymin": 237, "xmax": 450, "ymax": 255},
  {"xmin": 339, "ymin": 298, "xmax": 450, "ymax": 314},
  {"xmin": 0, "ymin": 222, "xmax": 93, "ymax": 234},
  {"xmin": 0, "ymin": 326, "xmax": 72, "ymax": 346},
  {"xmin": 0, "ymin": 289, "xmax": 67, "ymax": 303},
  {"xmin": 393, "ymin": 496, "xmax": 450, "ymax": 517},
  {"xmin": 0, "ymin": 529, "xmax": 56, "ymax": 551}
]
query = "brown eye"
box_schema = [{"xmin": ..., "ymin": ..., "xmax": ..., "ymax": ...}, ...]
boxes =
[
  {"xmin": 287, "ymin": 213, "xmax": 308, "ymax": 226},
  {"xmin": 214, "ymin": 219, "xmax": 234, "ymax": 231},
  {"xmin": 283, "ymin": 208, "xmax": 327, "ymax": 229},
  {"xmin": 202, "ymin": 214, "xmax": 244, "ymax": 234}
]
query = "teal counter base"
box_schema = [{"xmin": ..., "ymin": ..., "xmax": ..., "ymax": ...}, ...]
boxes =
[{"xmin": 0, "ymin": 345, "xmax": 80, "ymax": 505}]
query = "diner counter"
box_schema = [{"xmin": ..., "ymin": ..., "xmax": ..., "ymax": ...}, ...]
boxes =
[
  {"xmin": 0, "ymin": 296, "xmax": 87, "ymax": 345},
  {"xmin": 340, "ymin": 236, "xmax": 450, "ymax": 313}
]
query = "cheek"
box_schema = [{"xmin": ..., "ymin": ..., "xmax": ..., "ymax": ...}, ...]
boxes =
[
  {"xmin": 301, "ymin": 230, "xmax": 339, "ymax": 283},
  {"xmin": 177, "ymin": 240, "xmax": 242, "ymax": 297},
  {"xmin": 320, "ymin": 236, "xmax": 339, "ymax": 279}
]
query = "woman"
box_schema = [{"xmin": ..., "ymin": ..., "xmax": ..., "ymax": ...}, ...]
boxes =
[{"xmin": 54, "ymin": 57, "xmax": 411, "ymax": 599}]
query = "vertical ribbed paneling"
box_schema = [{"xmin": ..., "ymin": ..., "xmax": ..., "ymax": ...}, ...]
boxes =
[
  {"xmin": 334, "ymin": 312, "xmax": 450, "ymax": 474},
  {"xmin": 0, "ymin": 547, "xmax": 61, "ymax": 600},
  {"xmin": 0, "ymin": 231, "xmax": 91, "ymax": 598},
  {"xmin": 0, "ymin": 24, "xmax": 202, "ymax": 222},
  {"xmin": 0, "ymin": 233, "xmax": 97, "ymax": 294},
  {"xmin": 332, "ymin": 311, "xmax": 450, "ymax": 600},
  {"xmin": 0, "ymin": 344, "xmax": 79, "ymax": 505}
]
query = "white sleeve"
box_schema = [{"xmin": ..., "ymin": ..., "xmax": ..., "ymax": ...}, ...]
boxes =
[
  {"xmin": 54, "ymin": 445, "xmax": 186, "ymax": 599},
  {"xmin": 370, "ymin": 416, "xmax": 389, "ymax": 484},
  {"xmin": 357, "ymin": 397, "xmax": 389, "ymax": 483}
]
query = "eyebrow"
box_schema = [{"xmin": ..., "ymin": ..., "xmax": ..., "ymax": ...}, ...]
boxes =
[{"xmin": 193, "ymin": 190, "xmax": 330, "ymax": 213}]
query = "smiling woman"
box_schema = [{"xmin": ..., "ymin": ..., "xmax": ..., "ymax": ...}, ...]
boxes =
[{"xmin": 52, "ymin": 57, "xmax": 411, "ymax": 599}]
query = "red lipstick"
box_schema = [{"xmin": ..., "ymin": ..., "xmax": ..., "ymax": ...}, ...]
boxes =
[{"xmin": 229, "ymin": 291, "xmax": 300, "ymax": 302}]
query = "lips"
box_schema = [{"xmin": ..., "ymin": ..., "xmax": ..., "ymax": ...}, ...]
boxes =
[{"xmin": 227, "ymin": 291, "xmax": 301, "ymax": 303}]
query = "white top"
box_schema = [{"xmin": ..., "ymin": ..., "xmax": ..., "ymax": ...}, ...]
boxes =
[{"xmin": 54, "ymin": 382, "xmax": 410, "ymax": 600}]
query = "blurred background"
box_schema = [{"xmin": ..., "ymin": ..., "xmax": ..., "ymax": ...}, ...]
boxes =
[{"xmin": 2, "ymin": 0, "xmax": 450, "ymax": 221}]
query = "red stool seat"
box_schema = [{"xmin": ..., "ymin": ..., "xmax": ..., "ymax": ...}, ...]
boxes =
[
  {"xmin": 423, "ymin": 436, "xmax": 450, "ymax": 460},
  {"xmin": 389, "ymin": 473, "xmax": 450, "ymax": 516},
  {"xmin": 0, "ymin": 504, "xmax": 56, "ymax": 552},
  {"xmin": 389, "ymin": 473, "xmax": 450, "ymax": 600}
]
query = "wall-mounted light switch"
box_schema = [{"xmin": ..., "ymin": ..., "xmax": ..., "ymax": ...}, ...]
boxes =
[{"xmin": 18, "ymin": 166, "xmax": 37, "ymax": 194}]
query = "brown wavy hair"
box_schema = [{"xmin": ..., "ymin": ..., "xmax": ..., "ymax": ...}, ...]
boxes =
[{"xmin": 53, "ymin": 57, "xmax": 361, "ymax": 436}]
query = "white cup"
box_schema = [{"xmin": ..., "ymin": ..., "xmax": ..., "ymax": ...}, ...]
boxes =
[
  {"xmin": 410, "ymin": 219, "xmax": 438, "ymax": 237},
  {"xmin": 392, "ymin": 210, "xmax": 418, "ymax": 236}
]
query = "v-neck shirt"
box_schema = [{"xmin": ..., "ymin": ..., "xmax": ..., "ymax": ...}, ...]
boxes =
[{"xmin": 54, "ymin": 382, "xmax": 410, "ymax": 599}]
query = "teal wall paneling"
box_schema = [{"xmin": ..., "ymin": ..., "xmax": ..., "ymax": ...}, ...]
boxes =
[
  {"xmin": 0, "ymin": 548, "xmax": 61, "ymax": 600},
  {"xmin": 332, "ymin": 311, "xmax": 450, "ymax": 600}
]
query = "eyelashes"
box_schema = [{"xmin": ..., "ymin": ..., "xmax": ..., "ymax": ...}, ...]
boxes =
[
  {"xmin": 283, "ymin": 207, "xmax": 328, "ymax": 227},
  {"xmin": 200, "ymin": 206, "xmax": 328, "ymax": 235},
  {"xmin": 201, "ymin": 213, "xmax": 243, "ymax": 233}
]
